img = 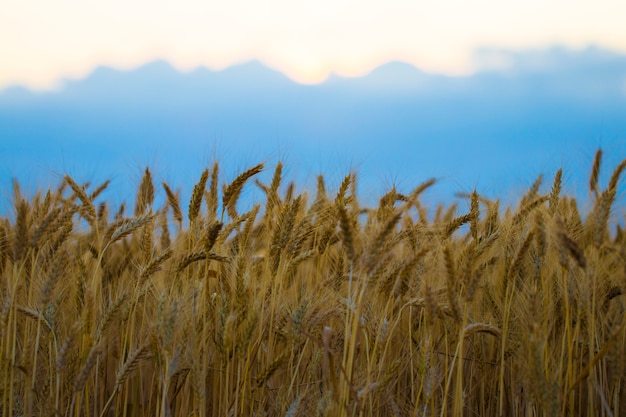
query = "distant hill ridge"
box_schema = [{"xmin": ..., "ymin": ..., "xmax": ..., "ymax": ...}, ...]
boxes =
[
  {"xmin": 1, "ymin": 44, "xmax": 625, "ymax": 217},
  {"xmin": 2, "ymin": 45, "xmax": 626, "ymax": 98}
]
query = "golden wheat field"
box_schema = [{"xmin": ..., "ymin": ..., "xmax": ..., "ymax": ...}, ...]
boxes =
[{"xmin": 1, "ymin": 150, "xmax": 626, "ymax": 417}]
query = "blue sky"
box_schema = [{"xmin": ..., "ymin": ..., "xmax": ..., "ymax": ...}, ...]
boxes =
[{"xmin": 1, "ymin": 2, "xmax": 626, "ymax": 215}]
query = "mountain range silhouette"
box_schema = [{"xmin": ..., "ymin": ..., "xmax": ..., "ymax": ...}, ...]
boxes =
[{"xmin": 1, "ymin": 45, "xmax": 625, "ymax": 212}]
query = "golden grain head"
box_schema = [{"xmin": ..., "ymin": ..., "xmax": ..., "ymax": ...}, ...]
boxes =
[{"xmin": 2, "ymin": 154, "xmax": 625, "ymax": 417}]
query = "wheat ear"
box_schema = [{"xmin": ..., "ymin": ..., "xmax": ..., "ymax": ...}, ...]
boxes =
[
  {"xmin": 108, "ymin": 215, "xmax": 154, "ymax": 246},
  {"xmin": 549, "ymin": 168, "xmax": 563, "ymax": 213},
  {"xmin": 162, "ymin": 182, "xmax": 183, "ymax": 226},
  {"xmin": 590, "ymin": 148, "xmax": 602, "ymax": 199},
  {"xmin": 101, "ymin": 343, "xmax": 152, "ymax": 417},
  {"xmin": 189, "ymin": 169, "xmax": 209, "ymax": 224},
  {"xmin": 222, "ymin": 163, "xmax": 264, "ymax": 220},
  {"xmin": 64, "ymin": 175, "xmax": 96, "ymax": 225},
  {"xmin": 135, "ymin": 167, "xmax": 154, "ymax": 216}
]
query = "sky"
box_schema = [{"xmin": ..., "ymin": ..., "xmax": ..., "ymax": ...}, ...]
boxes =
[
  {"xmin": 2, "ymin": 0, "xmax": 626, "ymax": 89},
  {"xmin": 1, "ymin": 1, "xmax": 626, "ymax": 217}
]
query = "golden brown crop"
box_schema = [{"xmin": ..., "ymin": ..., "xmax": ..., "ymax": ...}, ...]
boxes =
[{"xmin": 1, "ymin": 154, "xmax": 625, "ymax": 417}]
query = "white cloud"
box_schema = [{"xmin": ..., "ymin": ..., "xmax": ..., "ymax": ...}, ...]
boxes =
[{"xmin": 2, "ymin": 0, "xmax": 626, "ymax": 89}]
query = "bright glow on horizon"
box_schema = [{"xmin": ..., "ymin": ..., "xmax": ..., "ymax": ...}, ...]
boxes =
[{"xmin": 2, "ymin": 0, "xmax": 626, "ymax": 90}]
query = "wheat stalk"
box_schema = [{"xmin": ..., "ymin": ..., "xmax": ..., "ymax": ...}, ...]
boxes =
[
  {"xmin": 100, "ymin": 343, "xmax": 152, "ymax": 417},
  {"xmin": 13, "ymin": 199, "xmax": 29, "ymax": 262},
  {"xmin": 176, "ymin": 251, "xmax": 229, "ymax": 272},
  {"xmin": 89, "ymin": 179, "xmax": 110, "ymax": 201},
  {"xmin": 162, "ymin": 181, "xmax": 183, "ymax": 226},
  {"xmin": 365, "ymin": 211, "xmax": 402, "ymax": 274},
  {"xmin": 189, "ymin": 169, "xmax": 209, "ymax": 224},
  {"xmin": 443, "ymin": 245, "xmax": 461, "ymax": 322},
  {"xmin": 204, "ymin": 221, "xmax": 223, "ymax": 252},
  {"xmin": 590, "ymin": 148, "xmax": 603, "ymax": 199},
  {"xmin": 222, "ymin": 163, "xmax": 264, "ymax": 220},
  {"xmin": 3, "ymin": 157, "xmax": 626, "ymax": 417},
  {"xmin": 549, "ymin": 168, "xmax": 563, "ymax": 213},
  {"xmin": 73, "ymin": 340, "xmax": 104, "ymax": 393},
  {"xmin": 108, "ymin": 214, "xmax": 154, "ymax": 246},
  {"xmin": 139, "ymin": 249, "xmax": 173, "ymax": 282},
  {"xmin": 94, "ymin": 293, "xmax": 129, "ymax": 340},
  {"xmin": 135, "ymin": 167, "xmax": 155, "ymax": 216},
  {"xmin": 30, "ymin": 206, "xmax": 61, "ymax": 248},
  {"xmin": 337, "ymin": 203, "xmax": 356, "ymax": 263},
  {"xmin": 64, "ymin": 175, "xmax": 96, "ymax": 227}
]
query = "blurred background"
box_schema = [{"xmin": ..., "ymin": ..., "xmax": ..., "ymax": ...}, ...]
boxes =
[{"xmin": 1, "ymin": 0, "xmax": 625, "ymax": 215}]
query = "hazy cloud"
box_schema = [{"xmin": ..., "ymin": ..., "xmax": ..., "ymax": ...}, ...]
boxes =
[{"xmin": 2, "ymin": 0, "xmax": 626, "ymax": 89}]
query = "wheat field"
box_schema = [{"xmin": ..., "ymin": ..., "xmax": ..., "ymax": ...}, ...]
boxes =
[{"xmin": 1, "ymin": 150, "xmax": 625, "ymax": 417}]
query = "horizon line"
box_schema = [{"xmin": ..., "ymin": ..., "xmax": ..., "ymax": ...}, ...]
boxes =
[{"xmin": 1, "ymin": 43, "xmax": 621, "ymax": 93}]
